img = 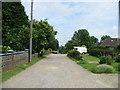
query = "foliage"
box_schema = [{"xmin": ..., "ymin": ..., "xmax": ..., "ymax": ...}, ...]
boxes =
[
  {"xmin": 99, "ymin": 56, "xmax": 110, "ymax": 64},
  {"xmin": 118, "ymin": 64, "xmax": 120, "ymax": 71},
  {"xmin": 81, "ymin": 45, "xmax": 86, "ymax": 47},
  {"xmin": 88, "ymin": 47, "xmax": 114, "ymax": 57},
  {"xmin": 93, "ymin": 64, "xmax": 115, "ymax": 73},
  {"xmin": 117, "ymin": 45, "xmax": 120, "ymax": 51},
  {"xmin": 100, "ymin": 35, "xmax": 111, "ymax": 42},
  {"xmin": 48, "ymin": 48, "xmax": 52, "ymax": 53},
  {"xmin": 65, "ymin": 29, "xmax": 98, "ymax": 51},
  {"xmin": 67, "ymin": 50, "xmax": 82, "ymax": 60},
  {"xmin": 59, "ymin": 46, "xmax": 67, "ymax": 54},
  {"xmin": 65, "ymin": 40, "xmax": 80, "ymax": 51},
  {"xmin": 90, "ymin": 36, "xmax": 98, "ymax": 46},
  {"xmin": 114, "ymin": 55, "xmax": 120, "ymax": 62},
  {"xmin": 32, "ymin": 19, "xmax": 59, "ymax": 55},
  {"xmin": 72, "ymin": 29, "xmax": 90, "ymax": 47},
  {"xmin": 2, "ymin": 2, "xmax": 59, "ymax": 54},
  {"xmin": 2, "ymin": 2, "xmax": 29, "ymax": 51},
  {"xmin": 2, "ymin": 46, "xmax": 11, "ymax": 53}
]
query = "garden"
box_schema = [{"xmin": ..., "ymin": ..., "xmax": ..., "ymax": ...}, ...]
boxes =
[{"xmin": 67, "ymin": 49, "xmax": 120, "ymax": 74}]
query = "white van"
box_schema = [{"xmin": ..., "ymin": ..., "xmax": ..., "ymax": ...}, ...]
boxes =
[{"xmin": 74, "ymin": 47, "xmax": 87, "ymax": 54}]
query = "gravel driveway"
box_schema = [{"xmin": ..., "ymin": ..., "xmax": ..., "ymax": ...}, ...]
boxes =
[{"xmin": 2, "ymin": 54, "xmax": 118, "ymax": 88}]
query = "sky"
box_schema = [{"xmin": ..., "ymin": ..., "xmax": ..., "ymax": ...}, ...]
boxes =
[{"xmin": 21, "ymin": 0, "xmax": 118, "ymax": 46}]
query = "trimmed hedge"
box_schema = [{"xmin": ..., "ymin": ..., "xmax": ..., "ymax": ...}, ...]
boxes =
[
  {"xmin": 115, "ymin": 55, "xmax": 120, "ymax": 63},
  {"xmin": 88, "ymin": 48, "xmax": 114, "ymax": 57}
]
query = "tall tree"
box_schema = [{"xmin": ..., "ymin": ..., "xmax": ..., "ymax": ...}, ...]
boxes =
[
  {"xmin": 72, "ymin": 29, "xmax": 90, "ymax": 47},
  {"xmin": 65, "ymin": 39, "xmax": 80, "ymax": 51},
  {"xmin": 90, "ymin": 36, "xmax": 98, "ymax": 46},
  {"xmin": 32, "ymin": 19, "xmax": 59, "ymax": 54},
  {"xmin": 100, "ymin": 35, "xmax": 111, "ymax": 42},
  {"xmin": 2, "ymin": 2, "xmax": 29, "ymax": 51}
]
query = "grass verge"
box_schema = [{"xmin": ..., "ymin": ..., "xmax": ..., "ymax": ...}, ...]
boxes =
[
  {"xmin": 2, "ymin": 56, "xmax": 46, "ymax": 82},
  {"xmin": 68, "ymin": 55, "xmax": 120, "ymax": 74},
  {"xmin": 82, "ymin": 55, "xmax": 100, "ymax": 61}
]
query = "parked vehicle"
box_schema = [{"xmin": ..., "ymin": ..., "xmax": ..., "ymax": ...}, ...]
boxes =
[
  {"xmin": 52, "ymin": 51, "xmax": 59, "ymax": 54},
  {"xmin": 74, "ymin": 47, "xmax": 87, "ymax": 54}
]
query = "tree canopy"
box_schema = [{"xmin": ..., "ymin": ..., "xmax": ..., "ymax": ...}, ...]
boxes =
[
  {"xmin": 2, "ymin": 2, "xmax": 29, "ymax": 51},
  {"xmin": 2, "ymin": 2, "xmax": 59, "ymax": 53},
  {"xmin": 100, "ymin": 35, "xmax": 111, "ymax": 42},
  {"xmin": 64, "ymin": 29, "xmax": 98, "ymax": 52}
]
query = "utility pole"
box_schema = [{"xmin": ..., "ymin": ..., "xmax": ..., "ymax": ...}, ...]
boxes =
[
  {"xmin": 29, "ymin": 0, "xmax": 33, "ymax": 62},
  {"xmin": 118, "ymin": 0, "xmax": 120, "ymax": 45},
  {"xmin": 118, "ymin": 0, "xmax": 120, "ymax": 38}
]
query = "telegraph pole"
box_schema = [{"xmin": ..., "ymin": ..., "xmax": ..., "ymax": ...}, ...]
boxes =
[
  {"xmin": 29, "ymin": 0, "xmax": 33, "ymax": 62},
  {"xmin": 118, "ymin": 0, "xmax": 120, "ymax": 46},
  {"xmin": 118, "ymin": 0, "xmax": 120, "ymax": 38}
]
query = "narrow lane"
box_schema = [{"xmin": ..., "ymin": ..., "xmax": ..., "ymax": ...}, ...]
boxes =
[{"xmin": 2, "ymin": 54, "xmax": 118, "ymax": 88}]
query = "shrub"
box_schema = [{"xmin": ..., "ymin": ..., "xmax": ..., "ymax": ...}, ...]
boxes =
[
  {"xmin": 118, "ymin": 64, "xmax": 120, "ymax": 71},
  {"xmin": 115, "ymin": 55, "xmax": 120, "ymax": 63},
  {"xmin": 99, "ymin": 56, "xmax": 113, "ymax": 65},
  {"xmin": 93, "ymin": 64, "xmax": 115, "ymax": 73},
  {"xmin": 99, "ymin": 56, "xmax": 109, "ymax": 64},
  {"xmin": 88, "ymin": 47, "xmax": 114, "ymax": 57},
  {"xmin": 48, "ymin": 48, "xmax": 52, "ymax": 53},
  {"xmin": 67, "ymin": 50, "xmax": 82, "ymax": 60}
]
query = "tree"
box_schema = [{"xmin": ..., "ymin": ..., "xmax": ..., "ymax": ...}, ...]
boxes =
[
  {"xmin": 59, "ymin": 46, "xmax": 67, "ymax": 54},
  {"xmin": 65, "ymin": 39, "xmax": 80, "ymax": 51},
  {"xmin": 90, "ymin": 36, "xmax": 98, "ymax": 46},
  {"xmin": 72, "ymin": 29, "xmax": 90, "ymax": 47},
  {"xmin": 2, "ymin": 2, "xmax": 29, "ymax": 51},
  {"xmin": 32, "ymin": 19, "xmax": 59, "ymax": 55},
  {"xmin": 100, "ymin": 35, "xmax": 111, "ymax": 42}
]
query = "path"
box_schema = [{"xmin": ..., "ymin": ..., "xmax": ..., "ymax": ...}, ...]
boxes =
[{"xmin": 2, "ymin": 54, "xmax": 118, "ymax": 88}]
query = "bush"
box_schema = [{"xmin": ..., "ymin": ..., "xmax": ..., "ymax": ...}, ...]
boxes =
[
  {"xmin": 99, "ymin": 56, "xmax": 113, "ymax": 65},
  {"xmin": 115, "ymin": 55, "xmax": 120, "ymax": 62},
  {"xmin": 2, "ymin": 46, "xmax": 11, "ymax": 53},
  {"xmin": 88, "ymin": 47, "xmax": 114, "ymax": 57},
  {"xmin": 48, "ymin": 48, "xmax": 52, "ymax": 53},
  {"xmin": 118, "ymin": 64, "xmax": 120, "ymax": 71},
  {"xmin": 67, "ymin": 50, "xmax": 82, "ymax": 60},
  {"xmin": 93, "ymin": 64, "xmax": 115, "ymax": 73}
]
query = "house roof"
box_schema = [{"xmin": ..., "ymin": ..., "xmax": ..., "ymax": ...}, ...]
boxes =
[
  {"xmin": 100, "ymin": 38, "xmax": 120, "ymax": 47},
  {"xmin": 94, "ymin": 42, "xmax": 102, "ymax": 46}
]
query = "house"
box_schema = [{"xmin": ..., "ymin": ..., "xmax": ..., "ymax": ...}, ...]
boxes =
[
  {"xmin": 74, "ymin": 47, "xmax": 87, "ymax": 54},
  {"xmin": 94, "ymin": 38, "xmax": 120, "ymax": 50}
]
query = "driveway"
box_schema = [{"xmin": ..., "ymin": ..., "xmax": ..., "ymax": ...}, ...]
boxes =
[{"xmin": 2, "ymin": 54, "xmax": 118, "ymax": 88}]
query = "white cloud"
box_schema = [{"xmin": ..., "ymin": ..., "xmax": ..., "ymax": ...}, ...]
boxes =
[{"xmin": 22, "ymin": 1, "xmax": 118, "ymax": 45}]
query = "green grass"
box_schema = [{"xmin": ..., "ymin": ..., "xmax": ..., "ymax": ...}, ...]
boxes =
[
  {"xmin": 2, "ymin": 56, "xmax": 46, "ymax": 82},
  {"xmin": 79, "ymin": 63, "xmax": 98, "ymax": 73},
  {"xmin": 68, "ymin": 55, "xmax": 120, "ymax": 74},
  {"xmin": 82, "ymin": 55, "xmax": 100, "ymax": 61},
  {"xmin": 111, "ymin": 63, "xmax": 120, "ymax": 73}
]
